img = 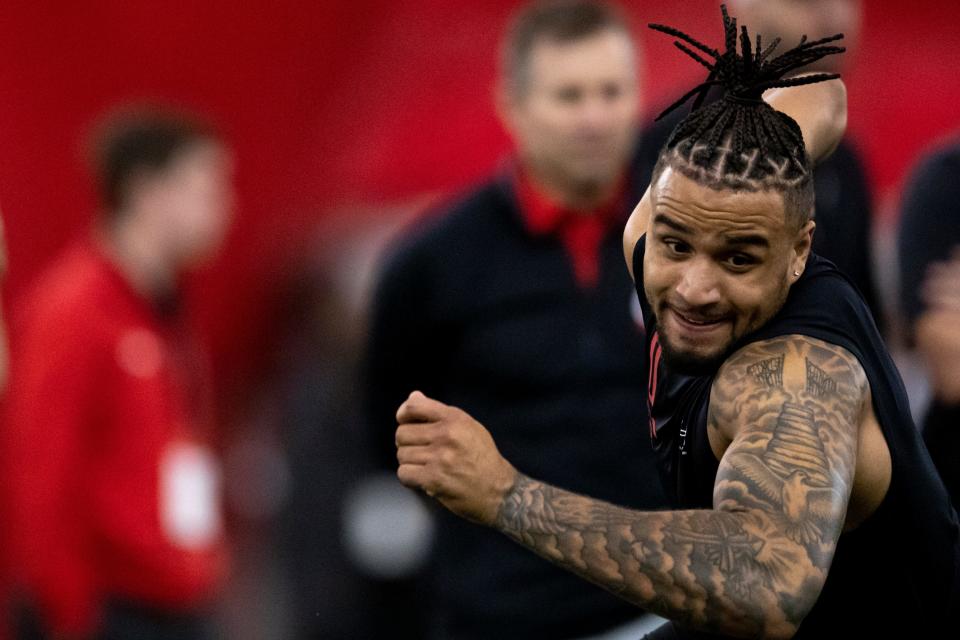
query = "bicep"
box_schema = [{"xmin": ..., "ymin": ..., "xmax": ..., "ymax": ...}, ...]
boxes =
[{"xmin": 709, "ymin": 336, "xmax": 865, "ymax": 572}]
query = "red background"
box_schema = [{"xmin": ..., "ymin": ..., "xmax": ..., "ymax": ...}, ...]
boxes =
[{"xmin": 1, "ymin": 0, "xmax": 958, "ymax": 397}]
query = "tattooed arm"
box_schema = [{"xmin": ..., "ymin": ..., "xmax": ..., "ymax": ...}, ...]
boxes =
[{"xmin": 396, "ymin": 335, "xmax": 866, "ymax": 638}]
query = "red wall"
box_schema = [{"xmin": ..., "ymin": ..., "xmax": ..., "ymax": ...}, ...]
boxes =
[{"xmin": 1, "ymin": 1, "xmax": 958, "ymax": 394}]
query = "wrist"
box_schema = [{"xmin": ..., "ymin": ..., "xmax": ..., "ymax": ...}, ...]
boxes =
[{"xmin": 488, "ymin": 464, "xmax": 520, "ymax": 528}]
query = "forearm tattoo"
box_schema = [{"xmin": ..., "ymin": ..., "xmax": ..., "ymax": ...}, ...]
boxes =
[{"xmin": 494, "ymin": 336, "xmax": 865, "ymax": 637}]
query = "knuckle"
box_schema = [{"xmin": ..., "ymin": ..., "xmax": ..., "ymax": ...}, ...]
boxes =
[
  {"xmin": 438, "ymin": 448, "xmax": 455, "ymax": 467},
  {"xmin": 433, "ymin": 424, "xmax": 452, "ymax": 445}
]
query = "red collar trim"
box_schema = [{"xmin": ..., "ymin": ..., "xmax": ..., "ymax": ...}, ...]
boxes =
[{"xmin": 513, "ymin": 166, "xmax": 627, "ymax": 235}]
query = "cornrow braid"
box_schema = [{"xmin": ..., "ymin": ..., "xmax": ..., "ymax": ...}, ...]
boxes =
[{"xmin": 647, "ymin": 4, "xmax": 845, "ymax": 226}]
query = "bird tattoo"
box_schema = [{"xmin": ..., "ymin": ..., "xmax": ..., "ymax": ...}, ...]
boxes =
[{"xmin": 726, "ymin": 402, "xmax": 843, "ymax": 545}]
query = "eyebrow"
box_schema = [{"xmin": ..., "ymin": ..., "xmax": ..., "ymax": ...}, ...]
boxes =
[
  {"xmin": 722, "ymin": 233, "xmax": 770, "ymax": 249},
  {"xmin": 652, "ymin": 213, "xmax": 693, "ymax": 234},
  {"xmin": 654, "ymin": 213, "xmax": 770, "ymax": 249}
]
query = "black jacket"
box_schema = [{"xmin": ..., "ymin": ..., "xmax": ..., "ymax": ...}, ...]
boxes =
[{"xmin": 364, "ymin": 172, "xmax": 667, "ymax": 639}]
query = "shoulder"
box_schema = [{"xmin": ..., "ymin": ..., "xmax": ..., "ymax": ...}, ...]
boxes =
[
  {"xmin": 17, "ymin": 244, "xmax": 113, "ymax": 333},
  {"xmin": 12, "ymin": 250, "xmax": 121, "ymax": 377},
  {"xmin": 389, "ymin": 179, "xmax": 512, "ymax": 260},
  {"xmin": 748, "ymin": 257, "xmax": 873, "ymax": 346},
  {"xmin": 902, "ymin": 139, "xmax": 960, "ymax": 204},
  {"xmin": 417, "ymin": 179, "xmax": 514, "ymax": 246},
  {"xmin": 710, "ymin": 334, "xmax": 868, "ymax": 443},
  {"xmin": 898, "ymin": 140, "xmax": 960, "ymax": 252},
  {"xmin": 911, "ymin": 138, "xmax": 960, "ymax": 177},
  {"xmin": 371, "ymin": 178, "xmax": 513, "ymax": 303}
]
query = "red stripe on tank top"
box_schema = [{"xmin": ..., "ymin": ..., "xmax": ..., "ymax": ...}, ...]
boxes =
[{"xmin": 648, "ymin": 331, "xmax": 662, "ymax": 440}]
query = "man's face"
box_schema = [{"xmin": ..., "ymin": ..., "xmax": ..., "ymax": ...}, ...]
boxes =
[
  {"xmin": 643, "ymin": 167, "xmax": 812, "ymax": 373},
  {"xmin": 155, "ymin": 141, "xmax": 235, "ymax": 265},
  {"xmin": 732, "ymin": 0, "xmax": 862, "ymax": 73},
  {"xmin": 503, "ymin": 29, "xmax": 640, "ymax": 195}
]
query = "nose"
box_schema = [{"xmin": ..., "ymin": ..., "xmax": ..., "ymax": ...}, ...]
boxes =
[
  {"xmin": 675, "ymin": 258, "xmax": 722, "ymax": 308},
  {"xmin": 578, "ymin": 95, "xmax": 614, "ymax": 131}
]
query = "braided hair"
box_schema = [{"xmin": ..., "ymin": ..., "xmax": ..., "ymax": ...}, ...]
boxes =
[{"xmin": 648, "ymin": 4, "xmax": 845, "ymax": 226}]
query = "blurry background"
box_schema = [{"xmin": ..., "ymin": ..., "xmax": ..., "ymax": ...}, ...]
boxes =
[
  {"xmin": 0, "ymin": 1, "xmax": 958, "ymax": 638},
  {"xmin": 1, "ymin": 1, "xmax": 958, "ymax": 386}
]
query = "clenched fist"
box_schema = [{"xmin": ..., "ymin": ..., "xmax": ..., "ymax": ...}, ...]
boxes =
[{"xmin": 395, "ymin": 391, "xmax": 517, "ymax": 526}]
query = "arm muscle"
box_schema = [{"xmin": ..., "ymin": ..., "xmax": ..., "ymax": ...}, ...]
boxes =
[{"xmin": 493, "ymin": 335, "xmax": 866, "ymax": 638}]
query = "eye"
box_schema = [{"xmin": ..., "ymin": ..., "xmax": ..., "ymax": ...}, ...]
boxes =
[
  {"xmin": 662, "ymin": 238, "xmax": 691, "ymax": 257},
  {"xmin": 602, "ymin": 83, "xmax": 623, "ymax": 100},
  {"xmin": 724, "ymin": 253, "xmax": 758, "ymax": 271},
  {"xmin": 555, "ymin": 86, "xmax": 582, "ymax": 104}
]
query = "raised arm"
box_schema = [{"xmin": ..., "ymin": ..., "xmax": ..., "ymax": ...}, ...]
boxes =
[
  {"xmin": 765, "ymin": 77, "xmax": 847, "ymax": 165},
  {"xmin": 396, "ymin": 334, "xmax": 866, "ymax": 638},
  {"xmin": 624, "ymin": 77, "xmax": 848, "ymax": 281}
]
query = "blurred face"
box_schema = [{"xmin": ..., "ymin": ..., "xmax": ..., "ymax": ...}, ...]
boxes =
[
  {"xmin": 732, "ymin": 0, "xmax": 862, "ymax": 72},
  {"xmin": 643, "ymin": 167, "xmax": 813, "ymax": 373},
  {"xmin": 502, "ymin": 29, "xmax": 640, "ymax": 198},
  {"xmin": 154, "ymin": 141, "xmax": 235, "ymax": 265}
]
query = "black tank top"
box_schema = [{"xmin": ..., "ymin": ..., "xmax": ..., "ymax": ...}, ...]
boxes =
[{"xmin": 633, "ymin": 236, "xmax": 960, "ymax": 637}]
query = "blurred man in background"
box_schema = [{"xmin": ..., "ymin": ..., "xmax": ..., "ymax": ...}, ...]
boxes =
[
  {"xmin": 898, "ymin": 137, "xmax": 960, "ymax": 512},
  {"xmin": 3, "ymin": 107, "xmax": 233, "ymax": 640},
  {"xmin": 637, "ymin": 0, "xmax": 882, "ymax": 326},
  {"xmin": 365, "ymin": 1, "xmax": 667, "ymax": 638}
]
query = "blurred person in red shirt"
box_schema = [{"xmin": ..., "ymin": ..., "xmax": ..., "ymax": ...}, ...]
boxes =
[{"xmin": 3, "ymin": 107, "xmax": 234, "ymax": 640}]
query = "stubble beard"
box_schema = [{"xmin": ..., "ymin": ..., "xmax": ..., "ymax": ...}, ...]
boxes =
[
  {"xmin": 657, "ymin": 324, "xmax": 732, "ymax": 377},
  {"xmin": 655, "ymin": 274, "xmax": 792, "ymax": 377}
]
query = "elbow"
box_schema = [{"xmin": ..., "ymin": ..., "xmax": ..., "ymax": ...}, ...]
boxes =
[
  {"xmin": 758, "ymin": 579, "xmax": 822, "ymax": 640},
  {"xmin": 818, "ymin": 78, "xmax": 847, "ymax": 160},
  {"xmin": 831, "ymin": 79, "xmax": 848, "ymax": 142},
  {"xmin": 725, "ymin": 570, "xmax": 821, "ymax": 639},
  {"xmin": 765, "ymin": 628, "xmax": 798, "ymax": 640},
  {"xmin": 702, "ymin": 587, "xmax": 811, "ymax": 639},
  {"xmin": 809, "ymin": 78, "xmax": 847, "ymax": 164}
]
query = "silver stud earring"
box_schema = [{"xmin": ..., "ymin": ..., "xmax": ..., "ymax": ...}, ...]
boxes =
[{"xmin": 794, "ymin": 271, "xmax": 801, "ymax": 277}]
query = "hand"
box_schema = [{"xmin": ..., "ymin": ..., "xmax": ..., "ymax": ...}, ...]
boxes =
[{"xmin": 395, "ymin": 391, "xmax": 517, "ymax": 526}]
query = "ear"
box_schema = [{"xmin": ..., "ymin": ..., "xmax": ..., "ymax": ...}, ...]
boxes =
[{"xmin": 790, "ymin": 219, "xmax": 816, "ymax": 280}]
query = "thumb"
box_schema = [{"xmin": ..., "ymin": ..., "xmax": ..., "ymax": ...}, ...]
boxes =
[{"xmin": 396, "ymin": 390, "xmax": 448, "ymax": 424}]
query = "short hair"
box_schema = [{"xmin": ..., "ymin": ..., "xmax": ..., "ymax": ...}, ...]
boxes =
[
  {"xmin": 90, "ymin": 105, "xmax": 219, "ymax": 216},
  {"xmin": 648, "ymin": 4, "xmax": 845, "ymax": 228},
  {"xmin": 501, "ymin": 0, "xmax": 632, "ymax": 96}
]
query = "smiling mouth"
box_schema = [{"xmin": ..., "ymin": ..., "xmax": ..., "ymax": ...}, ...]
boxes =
[{"xmin": 669, "ymin": 307, "xmax": 729, "ymax": 331}]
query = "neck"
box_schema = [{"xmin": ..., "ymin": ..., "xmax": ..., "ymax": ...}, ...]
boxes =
[
  {"xmin": 98, "ymin": 211, "xmax": 178, "ymax": 300},
  {"xmin": 524, "ymin": 163, "xmax": 622, "ymax": 212}
]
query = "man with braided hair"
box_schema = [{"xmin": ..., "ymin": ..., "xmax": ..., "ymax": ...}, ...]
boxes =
[
  {"xmin": 637, "ymin": 0, "xmax": 881, "ymax": 328},
  {"xmin": 392, "ymin": 5, "xmax": 960, "ymax": 638}
]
